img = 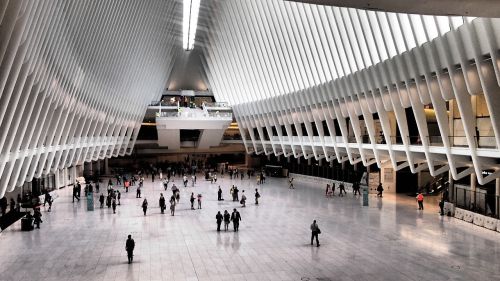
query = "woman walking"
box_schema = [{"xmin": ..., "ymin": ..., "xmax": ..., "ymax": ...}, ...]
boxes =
[
  {"xmin": 170, "ymin": 195, "xmax": 176, "ymax": 216},
  {"xmin": 223, "ymin": 210, "xmax": 230, "ymax": 231},
  {"xmin": 142, "ymin": 198, "xmax": 148, "ymax": 216},
  {"xmin": 159, "ymin": 193, "xmax": 166, "ymax": 214},
  {"xmin": 197, "ymin": 194, "xmax": 202, "ymax": 209},
  {"xmin": 240, "ymin": 190, "xmax": 247, "ymax": 207},
  {"xmin": 190, "ymin": 192, "xmax": 195, "ymax": 210}
]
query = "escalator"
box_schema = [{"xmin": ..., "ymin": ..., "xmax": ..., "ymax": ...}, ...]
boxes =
[{"xmin": 0, "ymin": 211, "xmax": 27, "ymax": 231}]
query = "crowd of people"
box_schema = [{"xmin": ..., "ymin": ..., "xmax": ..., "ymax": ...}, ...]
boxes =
[{"xmin": 2, "ymin": 161, "xmax": 455, "ymax": 266}]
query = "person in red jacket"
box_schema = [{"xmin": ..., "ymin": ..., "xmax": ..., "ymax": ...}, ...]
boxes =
[{"xmin": 416, "ymin": 193, "xmax": 424, "ymax": 210}]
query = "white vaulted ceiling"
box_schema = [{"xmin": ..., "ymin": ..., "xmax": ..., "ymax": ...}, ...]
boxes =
[
  {"xmin": 202, "ymin": 0, "xmax": 475, "ymax": 105},
  {"xmin": 0, "ymin": 0, "xmax": 182, "ymax": 196},
  {"xmin": 2, "ymin": 0, "xmax": 500, "ymax": 196}
]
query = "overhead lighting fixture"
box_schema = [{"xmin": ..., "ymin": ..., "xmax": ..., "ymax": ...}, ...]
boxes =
[{"xmin": 183, "ymin": 0, "xmax": 200, "ymax": 51}]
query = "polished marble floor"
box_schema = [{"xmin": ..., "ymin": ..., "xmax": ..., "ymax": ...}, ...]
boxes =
[{"xmin": 0, "ymin": 175, "xmax": 499, "ymax": 281}]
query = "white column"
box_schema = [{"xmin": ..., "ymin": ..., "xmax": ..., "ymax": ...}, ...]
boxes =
[
  {"xmin": 471, "ymin": 173, "xmax": 477, "ymax": 207},
  {"xmin": 496, "ymin": 178, "xmax": 500, "ymax": 217},
  {"xmin": 104, "ymin": 158, "xmax": 109, "ymax": 175}
]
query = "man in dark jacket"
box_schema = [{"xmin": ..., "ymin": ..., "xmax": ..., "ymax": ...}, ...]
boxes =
[
  {"xmin": 376, "ymin": 183, "xmax": 384, "ymax": 197},
  {"xmin": 99, "ymin": 194, "xmax": 105, "ymax": 208},
  {"xmin": 126, "ymin": 235, "xmax": 135, "ymax": 264},
  {"xmin": 216, "ymin": 211, "xmax": 223, "ymax": 231},
  {"xmin": 217, "ymin": 186, "xmax": 223, "ymax": 201},
  {"xmin": 310, "ymin": 220, "xmax": 320, "ymax": 247},
  {"xmin": 0, "ymin": 197, "xmax": 8, "ymax": 216},
  {"xmin": 159, "ymin": 194, "xmax": 166, "ymax": 214},
  {"xmin": 231, "ymin": 209, "xmax": 241, "ymax": 232}
]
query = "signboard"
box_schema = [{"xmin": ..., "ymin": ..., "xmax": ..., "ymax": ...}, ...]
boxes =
[{"xmin": 87, "ymin": 192, "xmax": 94, "ymax": 211}]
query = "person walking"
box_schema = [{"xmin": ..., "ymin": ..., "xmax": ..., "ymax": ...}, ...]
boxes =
[
  {"xmin": 175, "ymin": 189, "xmax": 180, "ymax": 204},
  {"xmin": 230, "ymin": 186, "xmax": 235, "ymax": 201},
  {"xmin": 310, "ymin": 220, "xmax": 320, "ymax": 247},
  {"xmin": 9, "ymin": 198, "xmax": 15, "ymax": 212},
  {"xmin": 191, "ymin": 175, "xmax": 195, "ymax": 187},
  {"xmin": 416, "ymin": 193, "xmax": 424, "ymax": 210},
  {"xmin": 190, "ymin": 192, "xmax": 195, "ymax": 210},
  {"xmin": 439, "ymin": 196, "xmax": 445, "ymax": 216},
  {"xmin": 0, "ymin": 197, "xmax": 7, "ymax": 216},
  {"xmin": 376, "ymin": 183, "xmax": 384, "ymax": 198},
  {"xmin": 73, "ymin": 184, "xmax": 80, "ymax": 202},
  {"xmin": 112, "ymin": 198, "xmax": 117, "ymax": 214},
  {"xmin": 47, "ymin": 195, "xmax": 53, "ymax": 212},
  {"xmin": 117, "ymin": 191, "xmax": 121, "ymax": 205},
  {"xmin": 223, "ymin": 210, "xmax": 230, "ymax": 231},
  {"xmin": 126, "ymin": 235, "xmax": 135, "ymax": 264},
  {"xmin": 142, "ymin": 199, "xmax": 148, "ymax": 215},
  {"xmin": 325, "ymin": 184, "xmax": 330, "ymax": 196},
  {"xmin": 255, "ymin": 189, "xmax": 260, "ymax": 205},
  {"xmin": 240, "ymin": 190, "xmax": 246, "ymax": 207},
  {"xmin": 106, "ymin": 194, "xmax": 112, "ymax": 208},
  {"xmin": 183, "ymin": 175, "xmax": 188, "ymax": 187},
  {"xmin": 231, "ymin": 209, "xmax": 241, "ymax": 232},
  {"xmin": 159, "ymin": 193, "xmax": 166, "ymax": 214},
  {"xmin": 99, "ymin": 194, "xmax": 105, "ymax": 208},
  {"xmin": 124, "ymin": 180, "xmax": 130, "ymax": 193},
  {"xmin": 214, "ymin": 174, "xmax": 217, "ymax": 183},
  {"xmin": 197, "ymin": 193, "xmax": 202, "ymax": 209},
  {"xmin": 95, "ymin": 181, "xmax": 100, "ymax": 194},
  {"xmin": 16, "ymin": 194, "xmax": 22, "ymax": 212},
  {"xmin": 339, "ymin": 182, "xmax": 346, "ymax": 197},
  {"xmin": 43, "ymin": 190, "xmax": 50, "ymax": 206},
  {"xmin": 216, "ymin": 211, "xmax": 223, "ymax": 231},
  {"xmin": 170, "ymin": 195, "xmax": 176, "ymax": 216},
  {"xmin": 33, "ymin": 208, "xmax": 43, "ymax": 229},
  {"xmin": 353, "ymin": 182, "xmax": 361, "ymax": 196},
  {"xmin": 218, "ymin": 186, "xmax": 223, "ymax": 201},
  {"xmin": 289, "ymin": 177, "xmax": 294, "ymax": 189},
  {"xmin": 233, "ymin": 186, "xmax": 239, "ymax": 202},
  {"xmin": 136, "ymin": 186, "xmax": 141, "ymax": 198},
  {"xmin": 171, "ymin": 184, "xmax": 178, "ymax": 197}
]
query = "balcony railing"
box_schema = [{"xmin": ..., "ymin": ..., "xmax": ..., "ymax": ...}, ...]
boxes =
[
  {"xmin": 157, "ymin": 110, "xmax": 232, "ymax": 119},
  {"xmin": 202, "ymin": 102, "xmax": 229, "ymax": 108},
  {"xmin": 454, "ymin": 186, "xmax": 499, "ymax": 219},
  {"xmin": 249, "ymin": 134, "xmax": 498, "ymax": 149}
]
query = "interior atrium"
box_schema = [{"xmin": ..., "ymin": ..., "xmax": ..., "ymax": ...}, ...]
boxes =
[{"xmin": 1, "ymin": 0, "xmax": 500, "ymax": 280}]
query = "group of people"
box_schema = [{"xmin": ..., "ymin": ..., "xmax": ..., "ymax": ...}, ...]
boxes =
[
  {"xmin": 324, "ymin": 182, "xmax": 347, "ymax": 197},
  {"xmin": 0, "ymin": 193, "xmax": 24, "ymax": 216},
  {"xmin": 215, "ymin": 209, "xmax": 241, "ymax": 231},
  {"xmin": 99, "ymin": 184, "xmax": 121, "ymax": 214}
]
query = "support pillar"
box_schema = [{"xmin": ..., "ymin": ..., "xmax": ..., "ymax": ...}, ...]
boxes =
[
  {"xmin": 449, "ymin": 171, "xmax": 454, "ymax": 202},
  {"xmin": 496, "ymin": 178, "xmax": 500, "ymax": 218},
  {"xmin": 104, "ymin": 158, "xmax": 109, "ymax": 175},
  {"xmin": 97, "ymin": 160, "xmax": 101, "ymax": 177},
  {"xmin": 471, "ymin": 173, "xmax": 477, "ymax": 208}
]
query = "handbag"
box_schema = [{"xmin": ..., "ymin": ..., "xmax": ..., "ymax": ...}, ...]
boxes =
[{"xmin": 317, "ymin": 228, "xmax": 321, "ymax": 234}]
